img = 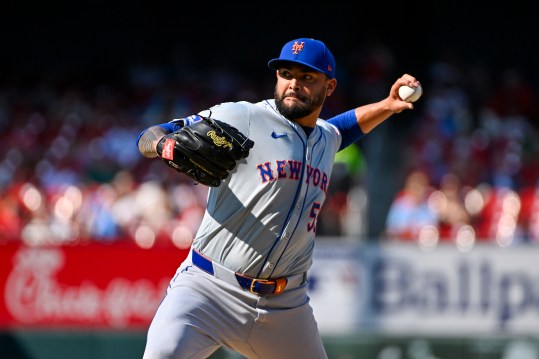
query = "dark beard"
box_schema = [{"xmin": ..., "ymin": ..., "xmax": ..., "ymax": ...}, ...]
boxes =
[{"xmin": 274, "ymin": 87, "xmax": 324, "ymax": 121}]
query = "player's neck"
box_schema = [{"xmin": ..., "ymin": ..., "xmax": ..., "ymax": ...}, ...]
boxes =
[{"xmin": 293, "ymin": 112, "xmax": 320, "ymax": 128}]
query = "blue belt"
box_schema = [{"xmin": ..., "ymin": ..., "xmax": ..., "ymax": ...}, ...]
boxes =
[{"xmin": 191, "ymin": 249, "xmax": 306, "ymax": 296}]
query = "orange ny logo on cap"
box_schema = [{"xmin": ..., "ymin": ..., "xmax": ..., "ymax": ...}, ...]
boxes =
[{"xmin": 291, "ymin": 41, "xmax": 305, "ymax": 54}]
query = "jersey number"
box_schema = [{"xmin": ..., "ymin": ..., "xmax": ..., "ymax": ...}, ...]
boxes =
[{"xmin": 307, "ymin": 202, "xmax": 321, "ymax": 233}]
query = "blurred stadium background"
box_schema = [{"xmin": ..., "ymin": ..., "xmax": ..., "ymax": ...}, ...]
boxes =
[{"xmin": 1, "ymin": 2, "xmax": 539, "ymax": 358}]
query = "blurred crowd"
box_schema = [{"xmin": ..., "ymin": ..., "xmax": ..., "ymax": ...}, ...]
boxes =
[
  {"xmin": 384, "ymin": 62, "xmax": 539, "ymax": 250},
  {"xmin": 0, "ymin": 41, "xmax": 538, "ymax": 250}
]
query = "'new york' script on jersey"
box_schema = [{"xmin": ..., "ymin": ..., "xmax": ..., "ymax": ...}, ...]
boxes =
[{"xmin": 257, "ymin": 160, "xmax": 329, "ymax": 192}]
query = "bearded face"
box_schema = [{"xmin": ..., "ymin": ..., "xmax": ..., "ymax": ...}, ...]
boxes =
[{"xmin": 274, "ymin": 85, "xmax": 326, "ymax": 122}]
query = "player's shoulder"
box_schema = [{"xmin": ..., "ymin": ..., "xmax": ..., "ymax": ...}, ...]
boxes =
[
  {"xmin": 197, "ymin": 100, "xmax": 269, "ymax": 133},
  {"xmin": 199, "ymin": 100, "xmax": 259, "ymax": 118},
  {"xmin": 200, "ymin": 100, "xmax": 278, "ymax": 121},
  {"xmin": 317, "ymin": 118, "xmax": 341, "ymax": 136}
]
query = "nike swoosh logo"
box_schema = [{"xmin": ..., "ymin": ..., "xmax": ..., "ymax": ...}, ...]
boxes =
[{"xmin": 271, "ymin": 131, "xmax": 287, "ymax": 139}]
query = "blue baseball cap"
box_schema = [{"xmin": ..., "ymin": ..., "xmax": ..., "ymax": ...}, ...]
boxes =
[{"xmin": 268, "ymin": 38, "xmax": 336, "ymax": 79}]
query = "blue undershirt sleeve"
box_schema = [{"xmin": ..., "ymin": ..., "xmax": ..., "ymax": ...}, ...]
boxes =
[{"xmin": 327, "ymin": 109, "xmax": 365, "ymax": 151}]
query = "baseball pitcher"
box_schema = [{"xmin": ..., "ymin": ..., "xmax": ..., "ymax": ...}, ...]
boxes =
[{"xmin": 136, "ymin": 37, "xmax": 421, "ymax": 359}]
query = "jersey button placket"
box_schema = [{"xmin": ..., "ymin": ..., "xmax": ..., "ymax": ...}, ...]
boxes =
[{"xmin": 306, "ymin": 142, "xmax": 312, "ymax": 161}]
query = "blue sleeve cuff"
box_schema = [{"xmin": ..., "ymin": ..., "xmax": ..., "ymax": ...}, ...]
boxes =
[{"xmin": 327, "ymin": 109, "xmax": 364, "ymax": 151}]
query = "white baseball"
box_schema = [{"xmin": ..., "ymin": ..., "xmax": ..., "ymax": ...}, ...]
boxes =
[{"xmin": 398, "ymin": 85, "xmax": 423, "ymax": 103}]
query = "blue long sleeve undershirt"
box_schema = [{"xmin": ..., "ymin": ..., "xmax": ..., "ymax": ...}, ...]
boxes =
[{"xmin": 327, "ymin": 109, "xmax": 364, "ymax": 151}]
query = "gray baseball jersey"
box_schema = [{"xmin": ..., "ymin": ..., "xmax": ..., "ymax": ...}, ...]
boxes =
[
  {"xmin": 143, "ymin": 98, "xmax": 348, "ymax": 359},
  {"xmin": 194, "ymin": 99, "xmax": 342, "ymax": 279}
]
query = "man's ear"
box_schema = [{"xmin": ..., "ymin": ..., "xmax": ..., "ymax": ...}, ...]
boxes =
[{"xmin": 326, "ymin": 79, "xmax": 337, "ymax": 96}]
